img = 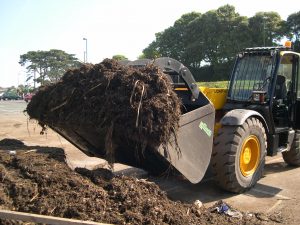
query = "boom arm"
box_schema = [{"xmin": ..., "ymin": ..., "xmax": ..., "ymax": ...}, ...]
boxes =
[{"xmin": 126, "ymin": 57, "xmax": 199, "ymax": 100}]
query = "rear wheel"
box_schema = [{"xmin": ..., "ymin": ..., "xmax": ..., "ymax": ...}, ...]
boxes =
[
  {"xmin": 282, "ymin": 131, "xmax": 300, "ymax": 166},
  {"xmin": 211, "ymin": 117, "xmax": 267, "ymax": 193}
]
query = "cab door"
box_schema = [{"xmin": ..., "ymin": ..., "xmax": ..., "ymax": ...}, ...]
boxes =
[
  {"xmin": 274, "ymin": 52, "xmax": 300, "ymax": 129},
  {"xmin": 294, "ymin": 54, "xmax": 300, "ymax": 129}
]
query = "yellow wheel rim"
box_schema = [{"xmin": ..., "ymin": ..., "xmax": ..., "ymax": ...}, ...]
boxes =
[{"xmin": 239, "ymin": 135, "xmax": 260, "ymax": 177}]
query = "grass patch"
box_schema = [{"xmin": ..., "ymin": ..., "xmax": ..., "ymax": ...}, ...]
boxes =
[{"xmin": 197, "ymin": 81, "xmax": 228, "ymax": 88}]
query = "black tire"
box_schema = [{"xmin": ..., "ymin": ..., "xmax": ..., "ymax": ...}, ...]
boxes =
[
  {"xmin": 211, "ymin": 117, "xmax": 267, "ymax": 193},
  {"xmin": 282, "ymin": 131, "xmax": 300, "ymax": 166}
]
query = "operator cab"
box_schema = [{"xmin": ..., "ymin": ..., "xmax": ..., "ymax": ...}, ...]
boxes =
[{"xmin": 225, "ymin": 42, "xmax": 300, "ymax": 156}]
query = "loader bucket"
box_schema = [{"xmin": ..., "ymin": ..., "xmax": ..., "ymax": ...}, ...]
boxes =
[
  {"xmin": 157, "ymin": 104, "xmax": 215, "ymax": 182},
  {"xmin": 48, "ymin": 57, "xmax": 215, "ymax": 184},
  {"xmin": 49, "ymin": 58, "xmax": 219, "ymax": 183},
  {"xmin": 162, "ymin": 89, "xmax": 215, "ymax": 183},
  {"xmin": 50, "ymin": 88, "xmax": 215, "ymax": 184}
]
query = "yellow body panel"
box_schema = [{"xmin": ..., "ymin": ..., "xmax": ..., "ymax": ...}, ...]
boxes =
[
  {"xmin": 174, "ymin": 86, "xmax": 228, "ymax": 110},
  {"xmin": 199, "ymin": 87, "xmax": 228, "ymax": 110},
  {"xmin": 214, "ymin": 122, "xmax": 222, "ymax": 135}
]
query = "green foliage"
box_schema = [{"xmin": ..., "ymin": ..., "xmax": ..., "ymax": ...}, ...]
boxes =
[
  {"xmin": 143, "ymin": 11, "xmax": 201, "ymax": 63},
  {"xmin": 16, "ymin": 84, "xmax": 33, "ymax": 95},
  {"xmin": 143, "ymin": 41, "xmax": 161, "ymax": 59},
  {"xmin": 248, "ymin": 12, "xmax": 284, "ymax": 46},
  {"xmin": 19, "ymin": 49, "xmax": 80, "ymax": 86},
  {"xmin": 112, "ymin": 54, "xmax": 128, "ymax": 61},
  {"xmin": 286, "ymin": 11, "xmax": 300, "ymax": 40},
  {"xmin": 137, "ymin": 53, "xmax": 146, "ymax": 59},
  {"xmin": 286, "ymin": 11, "xmax": 300, "ymax": 51},
  {"xmin": 142, "ymin": 5, "xmax": 298, "ymax": 81},
  {"xmin": 186, "ymin": 5, "xmax": 249, "ymax": 67}
]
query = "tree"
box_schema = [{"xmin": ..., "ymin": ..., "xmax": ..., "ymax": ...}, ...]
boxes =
[
  {"xmin": 19, "ymin": 50, "xmax": 80, "ymax": 86},
  {"xmin": 19, "ymin": 51, "xmax": 45, "ymax": 88},
  {"xmin": 143, "ymin": 12, "xmax": 201, "ymax": 63},
  {"xmin": 248, "ymin": 12, "xmax": 284, "ymax": 47},
  {"xmin": 143, "ymin": 5, "xmax": 253, "ymax": 80},
  {"xmin": 185, "ymin": 5, "xmax": 250, "ymax": 80},
  {"xmin": 16, "ymin": 84, "xmax": 35, "ymax": 96},
  {"xmin": 286, "ymin": 11, "xmax": 300, "ymax": 51},
  {"xmin": 137, "ymin": 53, "xmax": 146, "ymax": 59},
  {"xmin": 142, "ymin": 5, "xmax": 287, "ymax": 81},
  {"xmin": 143, "ymin": 41, "xmax": 161, "ymax": 59},
  {"xmin": 112, "ymin": 54, "xmax": 128, "ymax": 61},
  {"xmin": 47, "ymin": 49, "xmax": 80, "ymax": 83}
]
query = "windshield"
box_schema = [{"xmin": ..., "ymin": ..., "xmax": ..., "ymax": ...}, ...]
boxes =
[{"xmin": 228, "ymin": 54, "xmax": 275, "ymax": 101}]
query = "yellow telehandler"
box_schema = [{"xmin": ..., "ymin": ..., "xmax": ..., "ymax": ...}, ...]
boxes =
[{"xmin": 52, "ymin": 42, "xmax": 300, "ymax": 193}]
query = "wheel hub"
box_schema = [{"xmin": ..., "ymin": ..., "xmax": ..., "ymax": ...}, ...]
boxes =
[
  {"xmin": 240, "ymin": 135, "xmax": 260, "ymax": 177},
  {"xmin": 242, "ymin": 147, "xmax": 251, "ymax": 164}
]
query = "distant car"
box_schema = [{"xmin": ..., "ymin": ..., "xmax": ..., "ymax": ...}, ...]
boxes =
[
  {"xmin": 1, "ymin": 92, "xmax": 22, "ymax": 100},
  {"xmin": 24, "ymin": 93, "xmax": 34, "ymax": 102}
]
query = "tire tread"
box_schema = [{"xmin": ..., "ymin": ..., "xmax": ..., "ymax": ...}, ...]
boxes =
[
  {"xmin": 282, "ymin": 131, "xmax": 300, "ymax": 166},
  {"xmin": 211, "ymin": 117, "xmax": 266, "ymax": 193}
]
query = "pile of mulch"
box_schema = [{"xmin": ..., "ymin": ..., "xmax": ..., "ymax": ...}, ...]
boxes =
[
  {"xmin": 0, "ymin": 139, "xmax": 270, "ymax": 225},
  {"xmin": 26, "ymin": 59, "xmax": 181, "ymax": 165}
]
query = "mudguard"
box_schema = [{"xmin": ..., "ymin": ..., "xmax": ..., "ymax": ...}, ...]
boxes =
[{"xmin": 221, "ymin": 109, "xmax": 267, "ymax": 127}]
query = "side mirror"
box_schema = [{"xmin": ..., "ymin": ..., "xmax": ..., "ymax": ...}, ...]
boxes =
[{"xmin": 252, "ymin": 90, "xmax": 267, "ymax": 104}]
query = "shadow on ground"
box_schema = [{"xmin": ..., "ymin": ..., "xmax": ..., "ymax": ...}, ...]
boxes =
[
  {"xmin": 147, "ymin": 163, "xmax": 291, "ymax": 204},
  {"xmin": 264, "ymin": 161, "xmax": 296, "ymax": 174}
]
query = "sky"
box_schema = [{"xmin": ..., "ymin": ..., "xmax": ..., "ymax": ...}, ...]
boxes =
[{"xmin": 0, "ymin": 0, "xmax": 299, "ymax": 88}]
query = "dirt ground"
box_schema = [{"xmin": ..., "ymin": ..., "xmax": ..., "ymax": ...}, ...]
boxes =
[{"xmin": 1, "ymin": 101, "xmax": 300, "ymax": 224}]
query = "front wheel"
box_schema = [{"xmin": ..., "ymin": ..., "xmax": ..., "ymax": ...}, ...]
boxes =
[
  {"xmin": 211, "ymin": 117, "xmax": 267, "ymax": 193},
  {"xmin": 282, "ymin": 131, "xmax": 300, "ymax": 166}
]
